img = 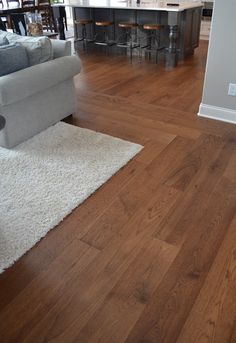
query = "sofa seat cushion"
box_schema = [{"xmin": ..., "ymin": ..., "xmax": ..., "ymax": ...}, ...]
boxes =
[
  {"xmin": 0, "ymin": 43, "xmax": 29, "ymax": 77},
  {"xmin": 1, "ymin": 31, "xmax": 53, "ymax": 66}
]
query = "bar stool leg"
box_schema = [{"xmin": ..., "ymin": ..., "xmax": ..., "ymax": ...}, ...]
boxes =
[
  {"xmin": 138, "ymin": 46, "xmax": 142, "ymax": 63},
  {"xmin": 155, "ymin": 31, "xmax": 158, "ymax": 64},
  {"xmin": 105, "ymin": 28, "xmax": 109, "ymax": 55},
  {"xmin": 82, "ymin": 24, "xmax": 86, "ymax": 51},
  {"xmin": 148, "ymin": 31, "xmax": 152, "ymax": 60},
  {"xmin": 127, "ymin": 28, "xmax": 133, "ymax": 62},
  {"xmin": 155, "ymin": 29, "xmax": 161, "ymax": 64},
  {"xmin": 138, "ymin": 29, "xmax": 142, "ymax": 63}
]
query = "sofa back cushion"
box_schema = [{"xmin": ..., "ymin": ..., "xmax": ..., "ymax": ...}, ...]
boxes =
[
  {"xmin": 0, "ymin": 36, "xmax": 8, "ymax": 46},
  {"xmin": 0, "ymin": 43, "xmax": 29, "ymax": 76},
  {"xmin": 0, "ymin": 30, "xmax": 7, "ymax": 43},
  {"xmin": 0, "ymin": 31, "xmax": 53, "ymax": 66}
]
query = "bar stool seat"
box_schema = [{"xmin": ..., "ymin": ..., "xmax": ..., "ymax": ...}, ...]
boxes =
[
  {"xmin": 143, "ymin": 24, "xmax": 163, "ymax": 30},
  {"xmin": 75, "ymin": 19, "xmax": 93, "ymax": 25},
  {"xmin": 95, "ymin": 21, "xmax": 113, "ymax": 27},
  {"xmin": 118, "ymin": 22, "xmax": 138, "ymax": 29}
]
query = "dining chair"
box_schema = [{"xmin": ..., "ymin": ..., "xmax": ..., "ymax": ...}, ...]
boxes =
[
  {"xmin": 10, "ymin": 13, "xmax": 27, "ymax": 35},
  {"xmin": 37, "ymin": 0, "xmax": 55, "ymax": 32},
  {"xmin": 0, "ymin": 1, "xmax": 8, "ymax": 30},
  {"xmin": 50, "ymin": 4, "xmax": 67, "ymax": 32},
  {"xmin": 0, "ymin": 16, "xmax": 7, "ymax": 31},
  {"xmin": 60, "ymin": 5, "xmax": 67, "ymax": 31}
]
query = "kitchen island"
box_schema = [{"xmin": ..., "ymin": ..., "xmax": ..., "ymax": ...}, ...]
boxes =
[{"xmin": 66, "ymin": 0, "xmax": 203, "ymax": 67}]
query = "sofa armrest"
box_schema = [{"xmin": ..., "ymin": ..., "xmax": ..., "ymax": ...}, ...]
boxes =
[
  {"xmin": 0, "ymin": 55, "xmax": 81, "ymax": 106},
  {"xmin": 51, "ymin": 40, "xmax": 71, "ymax": 58}
]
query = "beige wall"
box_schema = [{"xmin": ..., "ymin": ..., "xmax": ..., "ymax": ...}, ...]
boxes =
[{"xmin": 199, "ymin": 0, "xmax": 236, "ymax": 123}]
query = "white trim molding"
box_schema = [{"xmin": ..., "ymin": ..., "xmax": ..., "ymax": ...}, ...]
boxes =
[{"xmin": 198, "ymin": 103, "xmax": 236, "ymax": 124}]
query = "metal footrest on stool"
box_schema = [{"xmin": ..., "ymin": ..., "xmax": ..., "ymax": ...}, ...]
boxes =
[
  {"xmin": 75, "ymin": 37, "xmax": 95, "ymax": 44},
  {"xmin": 95, "ymin": 40, "xmax": 116, "ymax": 46},
  {"xmin": 117, "ymin": 22, "xmax": 140, "ymax": 61},
  {"xmin": 117, "ymin": 42, "xmax": 139, "ymax": 49}
]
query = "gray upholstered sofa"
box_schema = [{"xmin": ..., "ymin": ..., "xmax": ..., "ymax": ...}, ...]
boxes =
[{"xmin": 0, "ymin": 32, "xmax": 81, "ymax": 148}]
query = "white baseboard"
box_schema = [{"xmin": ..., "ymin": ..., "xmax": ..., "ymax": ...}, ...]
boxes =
[{"xmin": 198, "ymin": 103, "xmax": 236, "ymax": 125}]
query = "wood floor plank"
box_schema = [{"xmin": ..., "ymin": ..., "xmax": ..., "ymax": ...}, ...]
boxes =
[
  {"xmin": 126, "ymin": 177, "xmax": 236, "ymax": 343},
  {"xmin": 76, "ymin": 95, "xmax": 202, "ymax": 140},
  {"xmin": 80, "ymin": 136, "xmax": 191, "ymax": 249},
  {"xmin": 224, "ymin": 146, "xmax": 236, "ymax": 182},
  {"xmin": 22, "ymin": 184, "xmax": 181, "ymax": 343},
  {"xmin": 76, "ymin": 89, "xmax": 236, "ymax": 138},
  {"xmin": 0, "ymin": 239, "xmax": 100, "ymax": 343},
  {"xmin": 81, "ymin": 181, "xmax": 181, "ymax": 253},
  {"xmin": 75, "ymin": 238, "xmax": 178, "ymax": 343},
  {"xmin": 79, "ymin": 163, "xmax": 169, "ymax": 249},
  {"xmin": 73, "ymin": 110, "xmax": 176, "ymax": 146},
  {"xmin": 176, "ymin": 215, "xmax": 236, "ymax": 343},
  {"xmin": 161, "ymin": 134, "xmax": 222, "ymax": 191},
  {"xmin": 134, "ymin": 140, "xmax": 167, "ymax": 165},
  {"xmin": 154, "ymin": 137, "xmax": 234, "ymax": 246}
]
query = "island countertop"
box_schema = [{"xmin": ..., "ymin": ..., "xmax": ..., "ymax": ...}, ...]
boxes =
[{"xmin": 65, "ymin": 0, "xmax": 203, "ymax": 12}]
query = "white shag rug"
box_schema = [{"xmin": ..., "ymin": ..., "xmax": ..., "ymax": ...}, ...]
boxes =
[{"xmin": 0, "ymin": 122, "xmax": 143, "ymax": 273}]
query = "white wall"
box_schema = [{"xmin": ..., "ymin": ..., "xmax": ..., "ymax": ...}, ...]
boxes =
[{"xmin": 199, "ymin": 0, "xmax": 236, "ymax": 124}]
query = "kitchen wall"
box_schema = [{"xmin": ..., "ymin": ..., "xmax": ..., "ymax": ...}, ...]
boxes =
[{"xmin": 199, "ymin": 0, "xmax": 236, "ymax": 124}]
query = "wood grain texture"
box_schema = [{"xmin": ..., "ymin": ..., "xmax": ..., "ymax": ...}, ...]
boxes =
[
  {"xmin": 176, "ymin": 215, "xmax": 236, "ymax": 343},
  {"xmin": 126, "ymin": 177, "xmax": 236, "ymax": 343},
  {"xmin": 1, "ymin": 41, "xmax": 236, "ymax": 343}
]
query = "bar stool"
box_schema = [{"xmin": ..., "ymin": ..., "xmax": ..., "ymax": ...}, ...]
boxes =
[
  {"xmin": 141, "ymin": 24, "xmax": 165, "ymax": 63},
  {"xmin": 74, "ymin": 19, "xmax": 93, "ymax": 51},
  {"xmin": 117, "ymin": 22, "xmax": 140, "ymax": 61},
  {"xmin": 95, "ymin": 21, "xmax": 115, "ymax": 54}
]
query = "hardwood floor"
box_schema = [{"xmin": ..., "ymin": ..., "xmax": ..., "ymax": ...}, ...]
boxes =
[{"xmin": 1, "ymin": 41, "xmax": 236, "ymax": 343}]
